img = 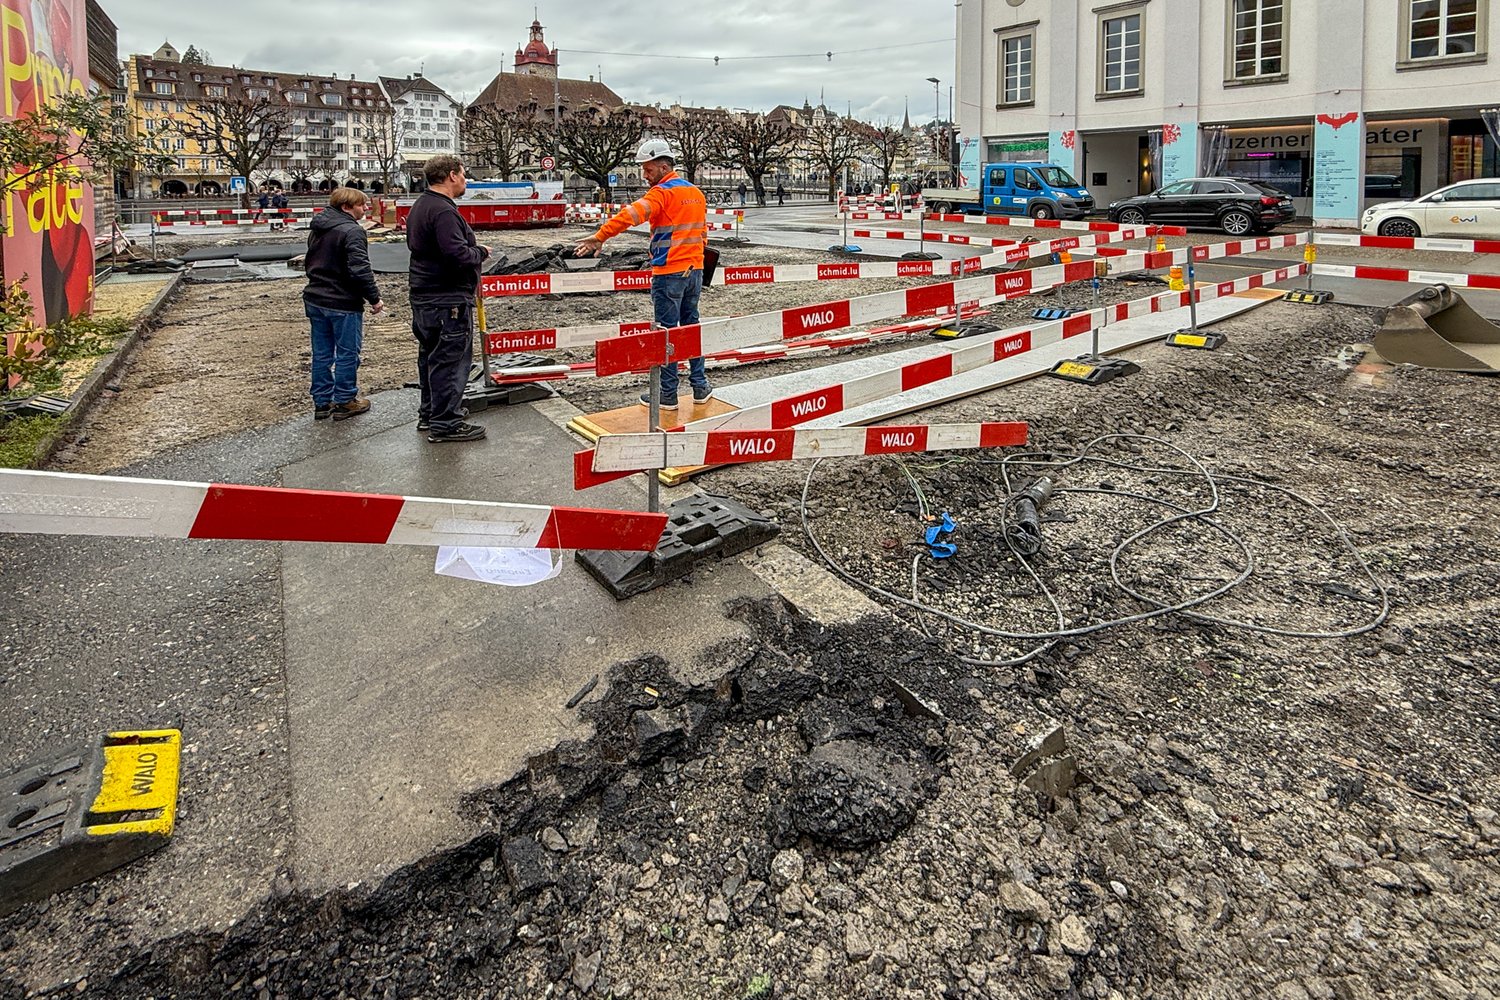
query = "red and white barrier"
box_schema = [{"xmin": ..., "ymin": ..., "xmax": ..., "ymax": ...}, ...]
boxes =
[
  {"xmin": 594, "ymin": 233, "xmax": 1309, "ymax": 376},
  {"xmin": 851, "ymin": 222, "xmax": 1186, "ymax": 248},
  {"xmin": 0, "ymin": 470, "xmax": 667, "ymax": 552},
  {"xmin": 480, "ymin": 226, "xmax": 1165, "ymax": 300},
  {"xmin": 1311, "ymin": 233, "xmax": 1500, "ymax": 255},
  {"xmin": 480, "ymin": 254, "xmax": 986, "ymax": 298},
  {"xmin": 151, "ymin": 207, "xmax": 321, "ymax": 229},
  {"xmin": 684, "ymin": 260, "xmax": 1309, "ymax": 436},
  {"xmin": 490, "ymin": 302, "xmax": 1006, "ymax": 384},
  {"xmin": 575, "ymin": 421, "xmax": 1028, "ymax": 488},
  {"xmin": 917, "ymin": 212, "xmax": 1181, "ymax": 235},
  {"xmin": 1311, "ymin": 263, "xmax": 1500, "ymax": 289}
]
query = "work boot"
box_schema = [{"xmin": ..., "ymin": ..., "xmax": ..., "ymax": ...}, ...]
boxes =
[
  {"xmin": 314, "ymin": 403, "xmax": 333, "ymax": 421},
  {"xmin": 331, "ymin": 398, "xmax": 370, "ymax": 421},
  {"xmin": 691, "ymin": 385, "xmax": 714, "ymax": 405},
  {"xmin": 427, "ymin": 421, "xmax": 486, "ymax": 443}
]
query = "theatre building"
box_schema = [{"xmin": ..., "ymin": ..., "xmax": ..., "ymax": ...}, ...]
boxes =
[{"xmin": 953, "ymin": 0, "xmax": 1498, "ymax": 225}]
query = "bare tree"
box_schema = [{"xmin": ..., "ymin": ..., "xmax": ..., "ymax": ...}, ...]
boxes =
[
  {"xmin": 364, "ymin": 109, "xmax": 410, "ymax": 193},
  {"xmin": 464, "ymin": 103, "xmax": 535, "ymax": 181},
  {"xmin": 536, "ymin": 106, "xmax": 644, "ymax": 202},
  {"xmin": 712, "ymin": 115, "xmax": 800, "ymax": 207},
  {"xmin": 660, "ymin": 109, "xmax": 724, "ymax": 184},
  {"xmin": 861, "ymin": 121, "xmax": 908, "ymax": 190},
  {"xmin": 177, "ymin": 94, "xmax": 293, "ymax": 208},
  {"xmin": 804, "ymin": 117, "xmax": 867, "ymax": 203}
]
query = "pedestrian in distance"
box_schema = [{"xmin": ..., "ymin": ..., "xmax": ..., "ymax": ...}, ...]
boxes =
[
  {"xmin": 737, "ymin": 180, "xmax": 747, "ymax": 206},
  {"xmin": 302, "ymin": 187, "xmax": 384, "ymax": 422},
  {"xmin": 407, "ymin": 154, "xmax": 491, "ymax": 443},
  {"xmin": 776, "ymin": 182, "xmax": 786, "ymax": 206},
  {"xmin": 574, "ymin": 138, "xmax": 711, "ymax": 412}
]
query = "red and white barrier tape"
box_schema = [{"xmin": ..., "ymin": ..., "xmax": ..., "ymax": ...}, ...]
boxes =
[
  {"xmin": 683, "ymin": 260, "xmax": 1309, "ymax": 437},
  {"xmin": 1312, "ymin": 263, "xmax": 1500, "ymax": 289},
  {"xmin": 575, "ymin": 421, "xmax": 1029, "ymax": 488},
  {"xmin": 0, "ymin": 470, "xmax": 667, "ymax": 552},
  {"xmin": 1311, "ymin": 232, "xmax": 1500, "ymax": 255},
  {"xmin": 594, "ymin": 233, "xmax": 1308, "ymax": 376}
]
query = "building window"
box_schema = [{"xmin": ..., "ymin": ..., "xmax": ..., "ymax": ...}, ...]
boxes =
[
  {"xmin": 153, "ymin": 82, "xmax": 173, "ymax": 94},
  {"xmin": 1100, "ymin": 11, "xmax": 1144, "ymax": 95},
  {"xmin": 247, "ymin": 88, "xmax": 268, "ymax": 100},
  {"xmin": 1229, "ymin": 0, "xmax": 1285, "ymax": 79},
  {"xmin": 205, "ymin": 85, "xmax": 226, "ymax": 97},
  {"xmin": 321, "ymin": 93, "xmax": 343, "ymax": 106},
  {"xmin": 287, "ymin": 90, "xmax": 307, "ymax": 104},
  {"xmin": 999, "ymin": 32, "xmax": 1034, "ymax": 105},
  {"xmin": 1405, "ymin": 0, "xmax": 1484, "ymax": 61}
]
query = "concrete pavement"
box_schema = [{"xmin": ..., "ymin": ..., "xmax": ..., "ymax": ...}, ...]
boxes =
[{"xmin": 0, "ymin": 387, "xmax": 781, "ymax": 987}]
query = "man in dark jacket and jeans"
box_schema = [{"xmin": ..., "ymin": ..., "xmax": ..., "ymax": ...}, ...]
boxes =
[
  {"xmin": 302, "ymin": 187, "xmax": 383, "ymax": 421},
  {"xmin": 406, "ymin": 154, "xmax": 489, "ymax": 442}
]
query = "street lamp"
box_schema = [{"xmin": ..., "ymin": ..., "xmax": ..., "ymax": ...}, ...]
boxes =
[{"xmin": 926, "ymin": 77, "xmax": 944, "ymax": 186}]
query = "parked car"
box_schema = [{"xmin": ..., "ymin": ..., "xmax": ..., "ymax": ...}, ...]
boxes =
[
  {"xmin": 1108, "ymin": 177, "xmax": 1296, "ymax": 235},
  {"xmin": 1361, "ymin": 178, "xmax": 1500, "ymax": 238}
]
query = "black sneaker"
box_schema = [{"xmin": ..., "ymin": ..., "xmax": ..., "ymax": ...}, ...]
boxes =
[
  {"xmin": 417, "ymin": 407, "xmax": 466, "ymax": 432},
  {"xmin": 427, "ymin": 422, "xmax": 486, "ymax": 443},
  {"xmin": 691, "ymin": 386, "xmax": 714, "ymax": 404},
  {"xmin": 314, "ymin": 404, "xmax": 333, "ymax": 421},
  {"xmin": 639, "ymin": 393, "xmax": 679, "ymax": 410}
]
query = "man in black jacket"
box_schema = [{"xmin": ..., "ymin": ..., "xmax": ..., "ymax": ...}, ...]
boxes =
[
  {"xmin": 406, "ymin": 154, "xmax": 490, "ymax": 442},
  {"xmin": 302, "ymin": 188, "xmax": 384, "ymax": 421}
]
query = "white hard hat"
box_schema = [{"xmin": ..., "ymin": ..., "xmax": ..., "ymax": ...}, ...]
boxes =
[{"xmin": 635, "ymin": 137, "xmax": 676, "ymax": 164}]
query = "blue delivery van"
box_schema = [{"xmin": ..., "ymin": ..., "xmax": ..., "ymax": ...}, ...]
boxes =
[{"xmin": 922, "ymin": 162, "xmax": 1095, "ymax": 220}]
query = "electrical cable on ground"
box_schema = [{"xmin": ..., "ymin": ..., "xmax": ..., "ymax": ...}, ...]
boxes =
[{"xmin": 801, "ymin": 434, "xmax": 1391, "ymax": 669}]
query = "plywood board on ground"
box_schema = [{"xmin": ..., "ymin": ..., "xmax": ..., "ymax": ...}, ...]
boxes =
[{"xmin": 568, "ymin": 398, "xmax": 740, "ymax": 485}]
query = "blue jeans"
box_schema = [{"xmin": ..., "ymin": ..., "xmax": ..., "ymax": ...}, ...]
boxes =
[
  {"xmin": 652, "ymin": 269, "xmax": 706, "ymax": 400},
  {"xmin": 306, "ymin": 302, "xmax": 363, "ymax": 406}
]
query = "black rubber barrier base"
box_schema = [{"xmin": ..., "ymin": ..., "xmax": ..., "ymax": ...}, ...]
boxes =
[
  {"xmin": 576, "ymin": 494, "xmax": 781, "ymax": 600},
  {"xmin": 1047, "ymin": 356, "xmax": 1143, "ymax": 386},
  {"xmin": 1, "ymin": 730, "xmax": 180, "ymax": 917}
]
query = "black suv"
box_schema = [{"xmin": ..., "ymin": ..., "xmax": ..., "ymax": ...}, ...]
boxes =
[{"xmin": 1107, "ymin": 178, "xmax": 1296, "ymax": 235}]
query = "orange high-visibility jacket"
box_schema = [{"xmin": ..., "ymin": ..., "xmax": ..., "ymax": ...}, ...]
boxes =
[{"xmin": 593, "ymin": 172, "xmax": 707, "ymax": 275}]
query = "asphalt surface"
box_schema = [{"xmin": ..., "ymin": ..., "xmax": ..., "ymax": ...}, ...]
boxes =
[{"xmin": 0, "ymin": 387, "xmax": 777, "ymax": 990}]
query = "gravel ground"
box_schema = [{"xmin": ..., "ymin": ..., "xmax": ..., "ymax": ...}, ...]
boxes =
[{"xmin": 9, "ymin": 222, "xmax": 1499, "ymax": 1000}]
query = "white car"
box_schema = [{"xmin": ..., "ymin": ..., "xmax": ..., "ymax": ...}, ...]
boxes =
[{"xmin": 1361, "ymin": 178, "xmax": 1500, "ymax": 238}]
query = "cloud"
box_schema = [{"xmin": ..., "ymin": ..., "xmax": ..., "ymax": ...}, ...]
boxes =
[{"xmin": 106, "ymin": 0, "xmax": 954, "ymax": 123}]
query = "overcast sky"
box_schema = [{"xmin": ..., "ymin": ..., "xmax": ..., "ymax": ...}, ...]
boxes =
[{"xmin": 105, "ymin": 0, "xmax": 957, "ymax": 124}]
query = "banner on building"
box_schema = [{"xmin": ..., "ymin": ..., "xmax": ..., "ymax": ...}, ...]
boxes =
[
  {"xmin": 957, "ymin": 135, "xmax": 982, "ymax": 189},
  {"xmin": 1048, "ymin": 130, "xmax": 1079, "ymax": 175},
  {"xmin": 1312, "ymin": 112, "xmax": 1364, "ymax": 226},
  {"xmin": 1159, "ymin": 122, "xmax": 1199, "ymax": 186},
  {"xmin": 1, "ymin": 0, "xmax": 96, "ymax": 346}
]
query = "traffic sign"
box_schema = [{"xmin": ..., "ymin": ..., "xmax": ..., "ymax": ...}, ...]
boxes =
[
  {"xmin": 608, "ymin": 173, "xmax": 618, "ymax": 186},
  {"xmin": 541, "ymin": 155, "xmax": 557, "ymax": 171},
  {"xmin": 228, "ymin": 176, "xmax": 247, "ymax": 194}
]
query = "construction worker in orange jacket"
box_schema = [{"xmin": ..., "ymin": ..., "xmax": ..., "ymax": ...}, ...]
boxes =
[{"xmin": 575, "ymin": 137, "xmax": 711, "ymax": 410}]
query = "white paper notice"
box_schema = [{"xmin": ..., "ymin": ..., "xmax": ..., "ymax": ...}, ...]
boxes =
[{"xmin": 434, "ymin": 547, "xmax": 564, "ymax": 587}]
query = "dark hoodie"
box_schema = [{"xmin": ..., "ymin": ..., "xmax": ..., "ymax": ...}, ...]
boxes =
[{"xmin": 302, "ymin": 207, "xmax": 381, "ymax": 313}]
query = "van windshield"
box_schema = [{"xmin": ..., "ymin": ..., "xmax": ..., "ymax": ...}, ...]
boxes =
[{"xmin": 1035, "ymin": 167, "xmax": 1080, "ymax": 188}]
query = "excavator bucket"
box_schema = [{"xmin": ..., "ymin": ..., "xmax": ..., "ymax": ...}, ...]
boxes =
[{"xmin": 1373, "ymin": 284, "xmax": 1500, "ymax": 375}]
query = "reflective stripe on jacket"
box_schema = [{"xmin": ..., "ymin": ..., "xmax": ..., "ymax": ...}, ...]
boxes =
[{"xmin": 593, "ymin": 172, "xmax": 707, "ymax": 275}]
